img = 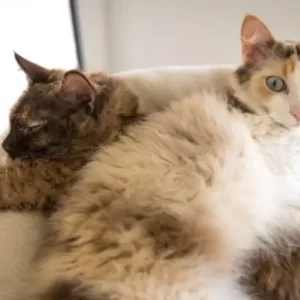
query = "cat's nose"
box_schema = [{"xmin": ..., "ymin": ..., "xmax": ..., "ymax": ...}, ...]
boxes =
[
  {"xmin": 291, "ymin": 108, "xmax": 300, "ymax": 121},
  {"xmin": 1, "ymin": 138, "xmax": 17, "ymax": 159},
  {"xmin": 2, "ymin": 138, "xmax": 12, "ymax": 153}
]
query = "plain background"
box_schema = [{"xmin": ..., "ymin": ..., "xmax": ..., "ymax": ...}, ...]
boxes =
[{"xmin": 75, "ymin": 0, "xmax": 300, "ymax": 72}]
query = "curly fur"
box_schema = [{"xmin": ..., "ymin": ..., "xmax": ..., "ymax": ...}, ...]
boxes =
[{"xmin": 21, "ymin": 92, "xmax": 279, "ymax": 300}]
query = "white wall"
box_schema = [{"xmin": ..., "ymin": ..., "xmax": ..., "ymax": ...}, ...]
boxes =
[{"xmin": 76, "ymin": 0, "xmax": 300, "ymax": 72}]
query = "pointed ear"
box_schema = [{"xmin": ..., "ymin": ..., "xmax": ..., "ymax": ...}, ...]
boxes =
[
  {"xmin": 241, "ymin": 14, "xmax": 275, "ymax": 63},
  {"xmin": 14, "ymin": 52, "xmax": 50, "ymax": 82},
  {"xmin": 60, "ymin": 70, "xmax": 96, "ymax": 106}
]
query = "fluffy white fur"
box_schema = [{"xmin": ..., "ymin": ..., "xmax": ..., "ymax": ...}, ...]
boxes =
[{"xmin": 248, "ymin": 115, "xmax": 300, "ymax": 237}]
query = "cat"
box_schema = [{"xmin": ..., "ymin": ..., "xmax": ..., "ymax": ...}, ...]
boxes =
[
  {"xmin": 0, "ymin": 52, "xmax": 139, "ymax": 213},
  {"xmin": 116, "ymin": 13, "xmax": 300, "ymax": 300},
  {"xmin": 18, "ymin": 13, "xmax": 300, "ymax": 296},
  {"xmin": 22, "ymin": 90, "xmax": 276, "ymax": 300},
  {"xmin": 4, "ymin": 13, "xmax": 300, "ymax": 300}
]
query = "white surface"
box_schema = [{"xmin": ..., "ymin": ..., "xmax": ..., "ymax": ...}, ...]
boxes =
[
  {"xmin": 75, "ymin": 0, "xmax": 300, "ymax": 72},
  {"xmin": 0, "ymin": 212, "xmax": 44, "ymax": 300},
  {"xmin": 0, "ymin": 0, "xmax": 78, "ymax": 132}
]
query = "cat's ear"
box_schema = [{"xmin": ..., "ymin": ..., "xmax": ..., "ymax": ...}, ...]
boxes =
[
  {"xmin": 14, "ymin": 52, "xmax": 50, "ymax": 82},
  {"xmin": 240, "ymin": 14, "xmax": 275, "ymax": 63},
  {"xmin": 60, "ymin": 70, "xmax": 96, "ymax": 106}
]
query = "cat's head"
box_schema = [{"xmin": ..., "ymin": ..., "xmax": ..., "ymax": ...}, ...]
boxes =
[
  {"xmin": 2, "ymin": 53, "xmax": 138, "ymax": 161},
  {"xmin": 233, "ymin": 14, "xmax": 300, "ymax": 127}
]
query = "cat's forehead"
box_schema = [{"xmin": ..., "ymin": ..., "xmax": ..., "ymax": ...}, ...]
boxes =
[
  {"xmin": 266, "ymin": 41, "xmax": 300, "ymax": 79},
  {"xmin": 11, "ymin": 83, "xmax": 60, "ymax": 120},
  {"xmin": 236, "ymin": 40, "xmax": 300, "ymax": 84},
  {"xmin": 267, "ymin": 40, "xmax": 299, "ymax": 60},
  {"xmin": 262, "ymin": 56, "xmax": 299, "ymax": 77},
  {"xmin": 281, "ymin": 40, "xmax": 300, "ymax": 47},
  {"xmin": 11, "ymin": 102, "xmax": 50, "ymax": 127}
]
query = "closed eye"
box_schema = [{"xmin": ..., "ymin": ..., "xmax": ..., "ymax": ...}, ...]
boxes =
[{"xmin": 27, "ymin": 121, "xmax": 47, "ymax": 130}]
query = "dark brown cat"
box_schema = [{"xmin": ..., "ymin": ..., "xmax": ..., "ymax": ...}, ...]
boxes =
[{"xmin": 0, "ymin": 53, "xmax": 138, "ymax": 213}]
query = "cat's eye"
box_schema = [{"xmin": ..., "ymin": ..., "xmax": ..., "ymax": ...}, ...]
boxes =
[
  {"xmin": 266, "ymin": 76, "xmax": 286, "ymax": 92},
  {"xmin": 27, "ymin": 121, "xmax": 46, "ymax": 130}
]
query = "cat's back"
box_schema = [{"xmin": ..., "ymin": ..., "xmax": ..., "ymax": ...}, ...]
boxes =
[
  {"xmin": 46, "ymin": 92, "xmax": 276, "ymax": 300},
  {"xmin": 84, "ymin": 91, "xmax": 255, "ymax": 205},
  {"xmin": 70, "ymin": 92, "xmax": 275, "ymax": 252},
  {"xmin": 64, "ymin": 93, "xmax": 272, "ymax": 251},
  {"xmin": 115, "ymin": 65, "xmax": 236, "ymax": 114}
]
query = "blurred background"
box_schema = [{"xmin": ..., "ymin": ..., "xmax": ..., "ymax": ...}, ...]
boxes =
[{"xmin": 0, "ymin": 0, "xmax": 299, "ymax": 131}]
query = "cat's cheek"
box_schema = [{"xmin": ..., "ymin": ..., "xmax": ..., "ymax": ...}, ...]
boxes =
[
  {"xmin": 276, "ymin": 114, "xmax": 298, "ymax": 127},
  {"xmin": 286, "ymin": 115, "xmax": 298, "ymax": 126}
]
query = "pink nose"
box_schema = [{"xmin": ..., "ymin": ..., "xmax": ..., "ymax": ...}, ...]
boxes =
[{"xmin": 291, "ymin": 109, "xmax": 300, "ymax": 121}]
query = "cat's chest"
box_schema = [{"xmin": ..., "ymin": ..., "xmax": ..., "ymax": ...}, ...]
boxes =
[
  {"xmin": 246, "ymin": 114, "xmax": 300, "ymax": 177},
  {"xmin": 259, "ymin": 134, "xmax": 300, "ymax": 177}
]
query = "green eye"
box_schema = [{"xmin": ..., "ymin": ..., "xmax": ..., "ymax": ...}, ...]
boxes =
[{"xmin": 266, "ymin": 76, "xmax": 286, "ymax": 92}]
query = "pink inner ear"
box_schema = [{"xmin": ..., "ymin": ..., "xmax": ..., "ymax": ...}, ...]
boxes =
[
  {"xmin": 241, "ymin": 14, "xmax": 274, "ymax": 62},
  {"xmin": 61, "ymin": 71, "xmax": 95, "ymax": 99}
]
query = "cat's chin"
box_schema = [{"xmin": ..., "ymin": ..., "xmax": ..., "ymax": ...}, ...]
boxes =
[
  {"xmin": 9, "ymin": 153, "xmax": 40, "ymax": 162},
  {"xmin": 8, "ymin": 156, "xmax": 31, "ymax": 163}
]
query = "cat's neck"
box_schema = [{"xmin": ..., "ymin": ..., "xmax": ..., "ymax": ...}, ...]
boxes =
[
  {"xmin": 225, "ymin": 91, "xmax": 254, "ymax": 114},
  {"xmin": 228, "ymin": 73, "xmax": 267, "ymax": 116}
]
